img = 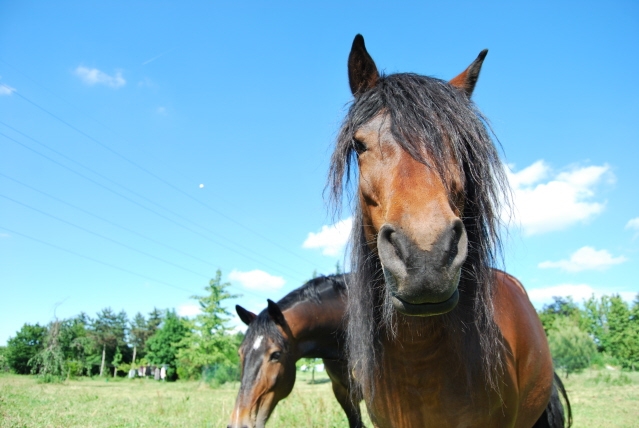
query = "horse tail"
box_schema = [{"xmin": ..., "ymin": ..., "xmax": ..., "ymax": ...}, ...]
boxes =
[{"xmin": 533, "ymin": 371, "xmax": 572, "ymax": 428}]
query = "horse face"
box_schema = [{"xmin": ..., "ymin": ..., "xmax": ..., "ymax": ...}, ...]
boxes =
[
  {"xmin": 229, "ymin": 332, "xmax": 296, "ymax": 428},
  {"xmin": 354, "ymin": 114, "xmax": 467, "ymax": 316},
  {"xmin": 348, "ymin": 35, "xmax": 487, "ymax": 317}
]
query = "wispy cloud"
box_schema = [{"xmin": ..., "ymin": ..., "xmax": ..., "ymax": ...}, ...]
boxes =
[
  {"xmin": 229, "ymin": 269, "xmax": 285, "ymax": 291},
  {"xmin": 74, "ymin": 66, "xmax": 126, "ymax": 88},
  {"xmin": 539, "ymin": 246, "xmax": 627, "ymax": 272},
  {"xmin": 176, "ymin": 303, "xmax": 201, "ymax": 317},
  {"xmin": 142, "ymin": 48, "xmax": 175, "ymax": 66},
  {"xmin": 626, "ymin": 217, "xmax": 639, "ymax": 239},
  {"xmin": 506, "ymin": 161, "xmax": 611, "ymax": 235},
  {"xmin": 527, "ymin": 283, "xmax": 637, "ymax": 307},
  {"xmin": 156, "ymin": 106, "xmax": 167, "ymax": 116},
  {"xmin": 0, "ymin": 83, "xmax": 16, "ymax": 96},
  {"xmin": 302, "ymin": 217, "xmax": 352, "ymax": 257}
]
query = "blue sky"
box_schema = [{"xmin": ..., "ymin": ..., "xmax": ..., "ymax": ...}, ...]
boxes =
[{"xmin": 1, "ymin": 1, "xmax": 638, "ymax": 345}]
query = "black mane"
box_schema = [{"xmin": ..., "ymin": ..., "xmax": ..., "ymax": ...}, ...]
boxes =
[
  {"xmin": 328, "ymin": 72, "xmax": 509, "ymax": 398},
  {"xmin": 243, "ymin": 274, "xmax": 348, "ymax": 350}
]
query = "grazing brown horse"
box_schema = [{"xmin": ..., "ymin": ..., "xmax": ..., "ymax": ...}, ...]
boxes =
[
  {"xmin": 228, "ymin": 274, "xmax": 363, "ymax": 428},
  {"xmin": 328, "ymin": 35, "xmax": 570, "ymax": 427}
]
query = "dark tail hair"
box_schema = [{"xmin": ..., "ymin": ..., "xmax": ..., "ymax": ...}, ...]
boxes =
[{"xmin": 533, "ymin": 371, "xmax": 572, "ymax": 428}]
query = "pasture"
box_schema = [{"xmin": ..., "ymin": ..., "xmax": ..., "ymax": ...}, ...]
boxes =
[{"xmin": 1, "ymin": 369, "xmax": 638, "ymax": 427}]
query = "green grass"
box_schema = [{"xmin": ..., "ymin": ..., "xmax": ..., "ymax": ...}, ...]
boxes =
[{"xmin": 0, "ymin": 369, "xmax": 637, "ymax": 427}]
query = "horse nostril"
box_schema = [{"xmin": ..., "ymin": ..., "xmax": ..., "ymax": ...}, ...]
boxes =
[{"xmin": 446, "ymin": 219, "xmax": 466, "ymax": 267}]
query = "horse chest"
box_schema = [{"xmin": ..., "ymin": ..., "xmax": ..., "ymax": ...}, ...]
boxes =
[{"xmin": 366, "ymin": 344, "xmax": 514, "ymax": 428}]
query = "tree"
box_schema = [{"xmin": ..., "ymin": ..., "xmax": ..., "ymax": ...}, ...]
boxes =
[
  {"xmin": 176, "ymin": 270, "xmax": 240, "ymax": 381},
  {"xmin": 89, "ymin": 308, "xmax": 128, "ymax": 376},
  {"xmin": 548, "ymin": 317, "xmax": 597, "ymax": 378},
  {"xmin": 604, "ymin": 295, "xmax": 639, "ymax": 369},
  {"xmin": 112, "ymin": 347, "xmax": 123, "ymax": 377},
  {"xmin": 538, "ymin": 296, "xmax": 583, "ymax": 335},
  {"xmin": 5, "ymin": 323, "xmax": 47, "ymax": 374},
  {"xmin": 129, "ymin": 313, "xmax": 147, "ymax": 366},
  {"xmin": 29, "ymin": 319, "xmax": 66, "ymax": 381},
  {"xmin": 145, "ymin": 310, "xmax": 189, "ymax": 380}
]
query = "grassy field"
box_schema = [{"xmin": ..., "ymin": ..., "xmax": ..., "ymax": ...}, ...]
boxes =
[{"xmin": 0, "ymin": 369, "xmax": 637, "ymax": 427}]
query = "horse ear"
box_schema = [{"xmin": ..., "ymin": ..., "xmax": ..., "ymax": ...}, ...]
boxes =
[
  {"xmin": 266, "ymin": 299, "xmax": 287, "ymax": 327},
  {"xmin": 348, "ymin": 34, "xmax": 379, "ymax": 96},
  {"xmin": 236, "ymin": 305, "xmax": 257, "ymax": 326},
  {"xmin": 449, "ymin": 49, "xmax": 488, "ymax": 97}
]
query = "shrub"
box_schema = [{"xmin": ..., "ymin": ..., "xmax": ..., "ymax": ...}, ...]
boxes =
[{"xmin": 548, "ymin": 317, "xmax": 597, "ymax": 378}]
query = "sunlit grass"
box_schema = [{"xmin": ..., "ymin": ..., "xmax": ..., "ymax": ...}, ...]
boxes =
[{"xmin": 1, "ymin": 369, "xmax": 637, "ymax": 427}]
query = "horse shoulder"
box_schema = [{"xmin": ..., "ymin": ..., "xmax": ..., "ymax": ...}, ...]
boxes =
[{"xmin": 492, "ymin": 270, "xmax": 554, "ymax": 427}]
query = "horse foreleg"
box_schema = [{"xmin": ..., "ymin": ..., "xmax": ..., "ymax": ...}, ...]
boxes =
[{"xmin": 324, "ymin": 360, "xmax": 365, "ymax": 428}]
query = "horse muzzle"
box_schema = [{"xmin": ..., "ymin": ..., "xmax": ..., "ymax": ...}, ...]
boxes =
[{"xmin": 377, "ymin": 221, "xmax": 467, "ymax": 317}]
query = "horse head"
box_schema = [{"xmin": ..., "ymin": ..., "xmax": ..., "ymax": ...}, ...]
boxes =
[
  {"xmin": 345, "ymin": 35, "xmax": 490, "ymax": 317},
  {"xmin": 228, "ymin": 300, "xmax": 296, "ymax": 428}
]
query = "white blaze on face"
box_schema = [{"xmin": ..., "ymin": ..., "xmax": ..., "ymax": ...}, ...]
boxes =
[{"xmin": 253, "ymin": 335, "xmax": 263, "ymax": 350}]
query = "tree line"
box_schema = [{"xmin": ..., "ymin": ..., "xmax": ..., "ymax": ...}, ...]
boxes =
[
  {"xmin": 0, "ymin": 270, "xmax": 243, "ymax": 384},
  {"xmin": 539, "ymin": 293, "xmax": 639, "ymax": 377},
  {"xmin": 1, "ymin": 272, "xmax": 637, "ymax": 383}
]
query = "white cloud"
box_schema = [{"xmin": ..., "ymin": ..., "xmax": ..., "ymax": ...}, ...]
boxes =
[
  {"xmin": 74, "ymin": 66, "xmax": 126, "ymax": 88},
  {"xmin": 527, "ymin": 283, "xmax": 637, "ymax": 307},
  {"xmin": 176, "ymin": 303, "xmax": 201, "ymax": 317},
  {"xmin": 229, "ymin": 269, "xmax": 285, "ymax": 291},
  {"xmin": 156, "ymin": 106, "xmax": 167, "ymax": 115},
  {"xmin": 506, "ymin": 161, "xmax": 611, "ymax": 235},
  {"xmin": 0, "ymin": 84, "xmax": 16, "ymax": 96},
  {"xmin": 302, "ymin": 217, "xmax": 352, "ymax": 256},
  {"xmin": 539, "ymin": 246, "xmax": 627, "ymax": 272},
  {"xmin": 626, "ymin": 217, "xmax": 639, "ymax": 239}
]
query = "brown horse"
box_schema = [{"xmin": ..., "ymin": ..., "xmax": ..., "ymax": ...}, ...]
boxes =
[
  {"xmin": 228, "ymin": 274, "xmax": 363, "ymax": 428},
  {"xmin": 328, "ymin": 35, "xmax": 570, "ymax": 427}
]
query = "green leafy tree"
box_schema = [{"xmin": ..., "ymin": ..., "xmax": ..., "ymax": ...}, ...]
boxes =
[
  {"xmin": 89, "ymin": 308, "xmax": 128, "ymax": 376},
  {"xmin": 0, "ymin": 346, "xmax": 9, "ymax": 373},
  {"xmin": 538, "ymin": 296, "xmax": 584, "ymax": 335},
  {"xmin": 146, "ymin": 310, "xmax": 189, "ymax": 380},
  {"xmin": 176, "ymin": 270, "xmax": 240, "ymax": 381},
  {"xmin": 59, "ymin": 315, "xmax": 92, "ymax": 376},
  {"xmin": 128, "ymin": 308, "xmax": 163, "ymax": 367},
  {"xmin": 5, "ymin": 323, "xmax": 47, "ymax": 374},
  {"xmin": 604, "ymin": 295, "xmax": 639, "ymax": 369},
  {"xmin": 548, "ymin": 317, "xmax": 597, "ymax": 378},
  {"xmin": 29, "ymin": 320, "xmax": 66, "ymax": 382},
  {"xmin": 112, "ymin": 347, "xmax": 123, "ymax": 377}
]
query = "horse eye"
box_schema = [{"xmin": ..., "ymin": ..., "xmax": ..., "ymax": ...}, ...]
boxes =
[
  {"xmin": 353, "ymin": 138, "xmax": 368, "ymax": 154},
  {"xmin": 270, "ymin": 351, "xmax": 282, "ymax": 361}
]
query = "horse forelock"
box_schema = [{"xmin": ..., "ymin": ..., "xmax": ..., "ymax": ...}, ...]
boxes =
[{"xmin": 328, "ymin": 72, "xmax": 509, "ymax": 400}]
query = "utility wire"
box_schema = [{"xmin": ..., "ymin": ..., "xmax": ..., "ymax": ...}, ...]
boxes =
[
  {"xmin": 0, "ymin": 130, "xmax": 310, "ymax": 282},
  {"xmin": 0, "ymin": 226, "xmax": 273, "ymax": 301},
  {"xmin": 1, "ymin": 193, "xmax": 214, "ymax": 279},
  {"xmin": 1, "ymin": 82, "xmax": 320, "ymax": 269},
  {"xmin": 0, "ymin": 172, "xmax": 218, "ymax": 269}
]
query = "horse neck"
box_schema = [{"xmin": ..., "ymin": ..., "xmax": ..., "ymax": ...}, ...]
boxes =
[
  {"xmin": 282, "ymin": 291, "xmax": 345, "ymax": 360},
  {"xmin": 382, "ymin": 304, "xmax": 483, "ymax": 381}
]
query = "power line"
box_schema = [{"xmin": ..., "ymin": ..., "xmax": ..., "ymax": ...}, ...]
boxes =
[
  {"xmin": 1, "ymin": 193, "xmax": 214, "ymax": 279},
  {"xmin": 0, "ymin": 226, "xmax": 273, "ymax": 301},
  {"xmin": 0, "ymin": 130, "xmax": 311, "ymax": 282},
  {"xmin": 0, "ymin": 172, "xmax": 219, "ymax": 269},
  {"xmin": 0, "ymin": 225, "xmax": 197, "ymax": 294},
  {"xmin": 1, "ymin": 81, "xmax": 321, "ymax": 269}
]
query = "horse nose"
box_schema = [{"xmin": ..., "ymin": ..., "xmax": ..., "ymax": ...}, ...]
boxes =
[{"xmin": 377, "ymin": 219, "xmax": 467, "ymax": 304}]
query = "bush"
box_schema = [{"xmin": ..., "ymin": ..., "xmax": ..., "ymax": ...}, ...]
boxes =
[
  {"xmin": 201, "ymin": 363, "xmax": 239, "ymax": 387},
  {"xmin": 548, "ymin": 317, "xmax": 597, "ymax": 378}
]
